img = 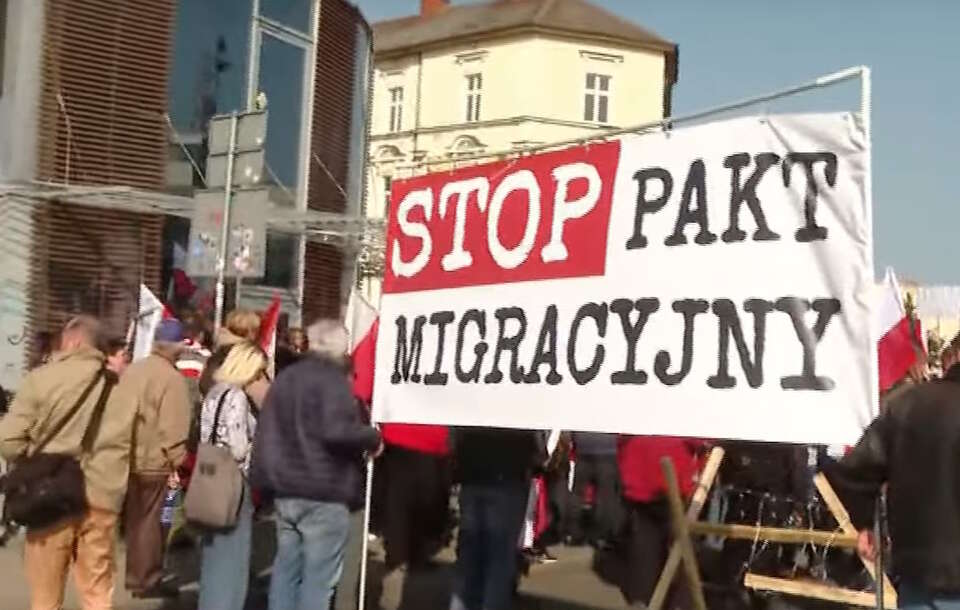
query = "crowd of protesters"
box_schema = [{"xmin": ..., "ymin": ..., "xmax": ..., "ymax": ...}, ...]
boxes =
[
  {"xmin": 1, "ymin": 304, "xmax": 959, "ymax": 610},
  {"xmin": 0, "ymin": 309, "xmax": 381, "ymax": 610}
]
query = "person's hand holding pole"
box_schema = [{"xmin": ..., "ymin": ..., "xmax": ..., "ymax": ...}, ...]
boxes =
[{"xmin": 857, "ymin": 529, "xmax": 877, "ymax": 562}]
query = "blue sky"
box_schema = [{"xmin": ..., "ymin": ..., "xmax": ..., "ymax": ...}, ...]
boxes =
[{"xmin": 355, "ymin": 0, "xmax": 960, "ymax": 283}]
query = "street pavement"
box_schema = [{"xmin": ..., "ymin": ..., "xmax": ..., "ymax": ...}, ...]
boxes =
[{"xmin": 0, "ymin": 523, "xmax": 628, "ymax": 610}]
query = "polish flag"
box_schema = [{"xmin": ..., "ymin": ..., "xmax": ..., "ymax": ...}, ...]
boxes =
[
  {"xmin": 875, "ymin": 268, "xmax": 922, "ymax": 392},
  {"xmin": 132, "ymin": 284, "xmax": 174, "ymax": 361},
  {"xmin": 259, "ymin": 295, "xmax": 282, "ymax": 377},
  {"xmin": 346, "ymin": 289, "xmax": 379, "ymax": 404}
]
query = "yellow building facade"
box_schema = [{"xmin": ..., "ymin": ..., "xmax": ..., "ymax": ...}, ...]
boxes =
[{"xmin": 361, "ymin": 0, "xmax": 677, "ymax": 302}]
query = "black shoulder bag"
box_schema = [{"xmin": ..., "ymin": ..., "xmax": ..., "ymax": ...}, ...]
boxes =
[{"xmin": 1, "ymin": 369, "xmax": 113, "ymax": 529}]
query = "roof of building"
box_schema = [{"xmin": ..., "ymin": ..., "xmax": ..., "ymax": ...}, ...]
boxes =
[{"xmin": 373, "ymin": 0, "xmax": 676, "ymax": 59}]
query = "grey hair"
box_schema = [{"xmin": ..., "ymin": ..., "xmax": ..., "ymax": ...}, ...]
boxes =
[
  {"xmin": 62, "ymin": 315, "xmax": 103, "ymax": 348},
  {"xmin": 307, "ymin": 319, "xmax": 349, "ymax": 363},
  {"xmin": 152, "ymin": 340, "xmax": 183, "ymax": 360}
]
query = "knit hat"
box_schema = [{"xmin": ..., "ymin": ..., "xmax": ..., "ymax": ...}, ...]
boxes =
[{"xmin": 155, "ymin": 318, "xmax": 184, "ymax": 343}]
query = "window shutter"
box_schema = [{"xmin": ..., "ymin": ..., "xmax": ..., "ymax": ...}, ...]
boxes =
[
  {"xmin": 26, "ymin": 0, "xmax": 173, "ymax": 362},
  {"xmin": 303, "ymin": 1, "xmax": 371, "ymax": 322}
]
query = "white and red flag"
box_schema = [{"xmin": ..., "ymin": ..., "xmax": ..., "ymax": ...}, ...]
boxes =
[
  {"xmin": 874, "ymin": 268, "xmax": 923, "ymax": 392},
  {"xmin": 133, "ymin": 284, "xmax": 174, "ymax": 361},
  {"xmin": 258, "ymin": 295, "xmax": 282, "ymax": 377},
  {"xmin": 259, "ymin": 295, "xmax": 282, "ymax": 354},
  {"xmin": 346, "ymin": 289, "xmax": 379, "ymax": 404}
]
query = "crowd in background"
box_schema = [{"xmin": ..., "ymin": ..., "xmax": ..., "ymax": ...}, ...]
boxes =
[
  {"xmin": 0, "ymin": 305, "xmax": 715, "ymax": 610},
  {"xmin": 2, "ymin": 306, "xmax": 960, "ymax": 610}
]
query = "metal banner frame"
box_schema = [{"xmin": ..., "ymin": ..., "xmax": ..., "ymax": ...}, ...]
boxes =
[{"xmin": 356, "ymin": 65, "xmax": 874, "ymax": 610}]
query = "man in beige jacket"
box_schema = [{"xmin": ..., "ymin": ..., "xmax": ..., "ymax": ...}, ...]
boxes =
[
  {"xmin": 122, "ymin": 318, "xmax": 192, "ymax": 598},
  {"xmin": 0, "ymin": 316, "xmax": 135, "ymax": 610}
]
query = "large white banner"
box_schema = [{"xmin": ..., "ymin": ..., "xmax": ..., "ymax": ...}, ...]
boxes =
[{"xmin": 373, "ymin": 114, "xmax": 875, "ymax": 444}]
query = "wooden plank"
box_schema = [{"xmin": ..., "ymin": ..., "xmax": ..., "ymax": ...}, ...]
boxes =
[
  {"xmin": 744, "ymin": 573, "xmax": 896, "ymax": 609},
  {"xmin": 648, "ymin": 447, "xmax": 724, "ymax": 610},
  {"xmin": 661, "ymin": 457, "xmax": 708, "ymax": 610},
  {"xmin": 814, "ymin": 473, "xmax": 898, "ymax": 604},
  {"xmin": 687, "ymin": 521, "xmax": 858, "ymax": 548}
]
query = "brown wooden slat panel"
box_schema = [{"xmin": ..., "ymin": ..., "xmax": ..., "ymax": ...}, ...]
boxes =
[
  {"xmin": 27, "ymin": 200, "xmax": 162, "ymax": 355},
  {"xmin": 26, "ymin": 0, "xmax": 171, "ymax": 362},
  {"xmin": 302, "ymin": 1, "xmax": 372, "ymax": 321},
  {"xmin": 308, "ymin": 0, "xmax": 360, "ymax": 215},
  {"xmin": 36, "ymin": 0, "xmax": 174, "ymax": 190},
  {"xmin": 303, "ymin": 243, "xmax": 345, "ymax": 324}
]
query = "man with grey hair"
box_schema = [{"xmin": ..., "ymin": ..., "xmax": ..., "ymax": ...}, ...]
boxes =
[
  {"xmin": 305, "ymin": 319, "xmax": 349, "ymax": 361},
  {"xmin": 120, "ymin": 318, "xmax": 192, "ymax": 599},
  {"xmin": 251, "ymin": 318, "xmax": 382, "ymax": 610},
  {"xmin": 0, "ymin": 315, "xmax": 135, "ymax": 610}
]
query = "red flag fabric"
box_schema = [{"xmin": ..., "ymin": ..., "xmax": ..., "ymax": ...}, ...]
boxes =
[
  {"xmin": 259, "ymin": 295, "xmax": 282, "ymax": 354},
  {"xmin": 352, "ymin": 317, "xmax": 378, "ymax": 404},
  {"xmin": 347, "ymin": 289, "xmax": 379, "ymax": 404},
  {"xmin": 171, "ymin": 269, "xmax": 197, "ymax": 301},
  {"xmin": 534, "ymin": 476, "xmax": 551, "ymax": 540},
  {"xmin": 874, "ymin": 268, "xmax": 922, "ymax": 393},
  {"xmin": 878, "ymin": 316, "xmax": 921, "ymax": 392}
]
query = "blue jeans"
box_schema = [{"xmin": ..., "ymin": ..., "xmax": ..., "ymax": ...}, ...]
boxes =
[
  {"xmin": 269, "ymin": 498, "xmax": 350, "ymax": 610},
  {"xmin": 198, "ymin": 484, "xmax": 253, "ymax": 610},
  {"xmin": 899, "ymin": 581, "xmax": 960, "ymax": 610},
  {"xmin": 450, "ymin": 481, "xmax": 529, "ymax": 610}
]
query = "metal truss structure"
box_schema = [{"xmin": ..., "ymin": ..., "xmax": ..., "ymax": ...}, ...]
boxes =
[{"xmin": 0, "ymin": 180, "xmax": 388, "ymax": 277}]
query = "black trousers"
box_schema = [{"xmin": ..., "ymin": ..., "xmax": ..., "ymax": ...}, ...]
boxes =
[
  {"xmin": 622, "ymin": 498, "xmax": 690, "ymax": 609},
  {"xmin": 380, "ymin": 446, "xmax": 451, "ymax": 569},
  {"xmin": 572, "ymin": 454, "xmax": 623, "ymax": 542}
]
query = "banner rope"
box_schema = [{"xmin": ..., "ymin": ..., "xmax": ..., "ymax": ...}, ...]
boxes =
[{"xmin": 382, "ymin": 66, "xmax": 868, "ymax": 173}]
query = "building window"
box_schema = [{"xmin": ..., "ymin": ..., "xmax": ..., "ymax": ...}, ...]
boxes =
[
  {"xmin": 259, "ymin": 33, "xmax": 306, "ymax": 196},
  {"xmin": 584, "ymin": 73, "xmax": 610, "ymax": 124},
  {"xmin": 388, "ymin": 87, "xmax": 403, "ymax": 132},
  {"xmin": 383, "ymin": 176, "xmax": 393, "ymax": 217},
  {"xmin": 465, "ymin": 73, "xmax": 482, "ymax": 122},
  {"xmin": 260, "ymin": 0, "xmax": 312, "ymax": 34},
  {"xmin": 261, "ymin": 232, "xmax": 297, "ymax": 288}
]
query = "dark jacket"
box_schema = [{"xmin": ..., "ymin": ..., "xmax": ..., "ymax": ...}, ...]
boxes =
[
  {"xmin": 453, "ymin": 427, "xmax": 543, "ymax": 485},
  {"xmin": 827, "ymin": 365, "xmax": 960, "ymax": 592},
  {"xmin": 573, "ymin": 432, "xmax": 618, "ymax": 457},
  {"xmin": 250, "ymin": 355, "xmax": 380, "ymax": 509}
]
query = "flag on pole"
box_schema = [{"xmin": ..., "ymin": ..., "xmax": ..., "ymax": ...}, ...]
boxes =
[
  {"xmin": 875, "ymin": 268, "xmax": 922, "ymax": 392},
  {"xmin": 259, "ymin": 295, "xmax": 282, "ymax": 354},
  {"xmin": 259, "ymin": 295, "xmax": 282, "ymax": 377},
  {"xmin": 346, "ymin": 289, "xmax": 379, "ymax": 404},
  {"xmin": 133, "ymin": 284, "xmax": 173, "ymax": 361}
]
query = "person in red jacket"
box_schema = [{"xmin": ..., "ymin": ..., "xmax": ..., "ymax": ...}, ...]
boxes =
[
  {"xmin": 378, "ymin": 423, "xmax": 452, "ymax": 609},
  {"xmin": 617, "ymin": 435, "xmax": 703, "ymax": 608}
]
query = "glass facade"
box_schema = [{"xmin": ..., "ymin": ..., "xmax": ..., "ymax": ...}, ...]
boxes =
[
  {"xmin": 168, "ymin": 0, "xmax": 252, "ymax": 134},
  {"xmin": 165, "ymin": 0, "xmax": 371, "ymax": 298},
  {"xmin": 259, "ymin": 33, "xmax": 307, "ymax": 199},
  {"xmin": 260, "ymin": 0, "xmax": 313, "ymax": 33}
]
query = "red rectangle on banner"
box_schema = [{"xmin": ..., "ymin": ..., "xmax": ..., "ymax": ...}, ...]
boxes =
[{"xmin": 383, "ymin": 141, "xmax": 620, "ymax": 294}]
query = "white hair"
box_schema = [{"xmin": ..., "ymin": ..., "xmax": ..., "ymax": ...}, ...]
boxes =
[{"xmin": 307, "ymin": 319, "xmax": 349, "ymax": 363}]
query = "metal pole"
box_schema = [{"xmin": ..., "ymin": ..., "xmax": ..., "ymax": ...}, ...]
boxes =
[
  {"xmin": 858, "ymin": 64, "xmax": 883, "ymax": 610},
  {"xmin": 875, "ymin": 498, "xmax": 884, "ymax": 610},
  {"xmin": 411, "ymin": 66, "xmax": 867, "ymax": 169},
  {"xmin": 358, "ymin": 455, "xmax": 375, "ymax": 610},
  {"xmin": 214, "ymin": 112, "xmax": 239, "ymax": 336},
  {"xmin": 245, "ymin": 0, "xmax": 261, "ymax": 111}
]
